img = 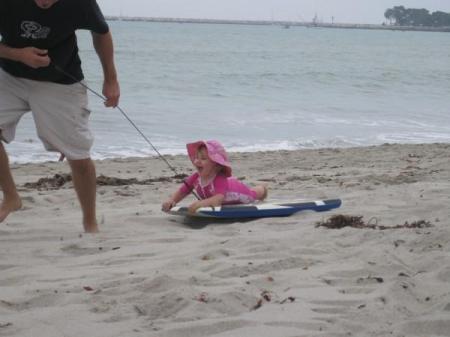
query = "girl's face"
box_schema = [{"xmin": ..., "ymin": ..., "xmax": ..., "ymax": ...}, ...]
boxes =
[{"xmin": 193, "ymin": 147, "xmax": 219, "ymax": 179}]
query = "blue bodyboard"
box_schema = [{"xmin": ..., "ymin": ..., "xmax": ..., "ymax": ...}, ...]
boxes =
[{"xmin": 167, "ymin": 199, "xmax": 341, "ymax": 219}]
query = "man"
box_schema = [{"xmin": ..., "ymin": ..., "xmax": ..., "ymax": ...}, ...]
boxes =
[{"xmin": 0, "ymin": 0, "xmax": 120, "ymax": 232}]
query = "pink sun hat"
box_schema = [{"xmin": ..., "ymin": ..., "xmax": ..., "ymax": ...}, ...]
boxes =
[{"xmin": 186, "ymin": 140, "xmax": 232, "ymax": 177}]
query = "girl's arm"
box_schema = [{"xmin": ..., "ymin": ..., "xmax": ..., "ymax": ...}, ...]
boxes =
[
  {"xmin": 162, "ymin": 174, "xmax": 198, "ymax": 211},
  {"xmin": 162, "ymin": 188, "xmax": 189, "ymax": 212},
  {"xmin": 188, "ymin": 194, "xmax": 225, "ymax": 214}
]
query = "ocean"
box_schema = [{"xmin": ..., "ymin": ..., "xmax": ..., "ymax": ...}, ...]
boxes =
[{"xmin": 5, "ymin": 21, "xmax": 450, "ymax": 163}]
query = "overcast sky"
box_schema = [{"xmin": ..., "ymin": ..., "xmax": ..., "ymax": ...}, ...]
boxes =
[{"xmin": 96, "ymin": 0, "xmax": 450, "ymax": 24}]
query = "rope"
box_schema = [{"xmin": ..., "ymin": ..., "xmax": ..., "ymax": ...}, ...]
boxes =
[{"xmin": 52, "ymin": 63, "xmax": 200, "ymax": 200}]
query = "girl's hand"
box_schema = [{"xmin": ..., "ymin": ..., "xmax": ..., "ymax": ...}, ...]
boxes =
[
  {"xmin": 188, "ymin": 201, "xmax": 201, "ymax": 215},
  {"xmin": 188, "ymin": 195, "xmax": 224, "ymax": 214},
  {"xmin": 161, "ymin": 199, "xmax": 176, "ymax": 212}
]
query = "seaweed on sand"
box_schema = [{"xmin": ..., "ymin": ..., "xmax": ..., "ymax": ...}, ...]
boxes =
[{"xmin": 316, "ymin": 214, "xmax": 432, "ymax": 230}]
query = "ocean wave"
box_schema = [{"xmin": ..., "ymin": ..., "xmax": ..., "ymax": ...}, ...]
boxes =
[{"xmin": 8, "ymin": 135, "xmax": 450, "ymax": 164}]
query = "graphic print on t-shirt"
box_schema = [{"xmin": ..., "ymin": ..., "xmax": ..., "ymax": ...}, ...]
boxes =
[{"xmin": 20, "ymin": 21, "xmax": 50, "ymax": 39}]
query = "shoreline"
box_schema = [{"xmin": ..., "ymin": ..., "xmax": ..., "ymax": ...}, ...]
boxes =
[
  {"xmin": 8, "ymin": 141, "xmax": 450, "ymax": 166},
  {"xmin": 10, "ymin": 142, "xmax": 450, "ymax": 200},
  {"xmin": 105, "ymin": 16, "xmax": 450, "ymax": 33},
  {"xmin": 2, "ymin": 142, "xmax": 450, "ymax": 336}
]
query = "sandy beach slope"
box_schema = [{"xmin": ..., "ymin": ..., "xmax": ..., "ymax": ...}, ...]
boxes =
[{"xmin": 1, "ymin": 143, "xmax": 450, "ymax": 337}]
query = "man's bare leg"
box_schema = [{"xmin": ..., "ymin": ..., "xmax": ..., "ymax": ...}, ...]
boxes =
[
  {"xmin": 68, "ymin": 158, "xmax": 98, "ymax": 233},
  {"xmin": 0, "ymin": 141, "xmax": 22, "ymax": 222}
]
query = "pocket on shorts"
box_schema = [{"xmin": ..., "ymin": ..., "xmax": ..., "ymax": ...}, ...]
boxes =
[{"xmin": 30, "ymin": 80, "xmax": 93, "ymax": 158}]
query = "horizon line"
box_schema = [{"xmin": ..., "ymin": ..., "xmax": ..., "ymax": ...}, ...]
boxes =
[{"xmin": 104, "ymin": 16, "xmax": 450, "ymax": 32}]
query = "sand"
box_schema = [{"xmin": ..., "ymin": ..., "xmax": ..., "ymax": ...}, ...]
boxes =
[{"xmin": 1, "ymin": 143, "xmax": 450, "ymax": 337}]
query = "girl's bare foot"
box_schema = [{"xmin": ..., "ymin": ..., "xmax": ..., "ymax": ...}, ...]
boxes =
[{"xmin": 255, "ymin": 185, "xmax": 268, "ymax": 201}]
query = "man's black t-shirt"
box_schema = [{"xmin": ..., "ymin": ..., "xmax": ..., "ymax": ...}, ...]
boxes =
[{"xmin": 0, "ymin": 0, "xmax": 109, "ymax": 84}]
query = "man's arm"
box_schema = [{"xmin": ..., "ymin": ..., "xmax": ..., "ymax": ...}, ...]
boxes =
[
  {"xmin": 0, "ymin": 43, "xmax": 50, "ymax": 68},
  {"xmin": 91, "ymin": 31, "xmax": 120, "ymax": 107}
]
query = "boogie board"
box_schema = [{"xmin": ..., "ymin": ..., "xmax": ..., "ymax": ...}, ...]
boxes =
[{"xmin": 167, "ymin": 198, "xmax": 341, "ymax": 219}]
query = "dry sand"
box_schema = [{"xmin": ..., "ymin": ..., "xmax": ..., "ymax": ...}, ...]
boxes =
[{"xmin": 1, "ymin": 143, "xmax": 450, "ymax": 337}]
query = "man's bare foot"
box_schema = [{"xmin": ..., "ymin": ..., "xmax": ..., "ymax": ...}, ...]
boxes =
[
  {"xmin": 83, "ymin": 221, "xmax": 99, "ymax": 233},
  {"xmin": 0, "ymin": 197, "xmax": 22, "ymax": 222}
]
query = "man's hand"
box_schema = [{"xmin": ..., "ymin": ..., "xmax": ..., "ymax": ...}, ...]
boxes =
[
  {"xmin": 103, "ymin": 79, "xmax": 120, "ymax": 107},
  {"xmin": 16, "ymin": 47, "xmax": 50, "ymax": 68}
]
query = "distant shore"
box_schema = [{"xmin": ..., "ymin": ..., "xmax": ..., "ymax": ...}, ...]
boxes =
[{"xmin": 105, "ymin": 16, "xmax": 450, "ymax": 33}]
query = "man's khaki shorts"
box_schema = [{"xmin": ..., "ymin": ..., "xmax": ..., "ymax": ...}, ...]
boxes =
[{"xmin": 0, "ymin": 68, "xmax": 93, "ymax": 160}]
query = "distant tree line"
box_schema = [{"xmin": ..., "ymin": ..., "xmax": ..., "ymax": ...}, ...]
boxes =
[{"xmin": 384, "ymin": 6, "xmax": 450, "ymax": 27}]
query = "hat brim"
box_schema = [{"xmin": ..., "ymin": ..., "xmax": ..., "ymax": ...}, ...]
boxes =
[{"xmin": 186, "ymin": 140, "xmax": 232, "ymax": 177}]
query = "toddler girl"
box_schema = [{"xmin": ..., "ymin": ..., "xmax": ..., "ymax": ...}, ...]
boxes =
[{"xmin": 162, "ymin": 140, "xmax": 267, "ymax": 214}]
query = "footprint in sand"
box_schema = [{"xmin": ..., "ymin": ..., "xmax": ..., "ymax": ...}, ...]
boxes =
[
  {"xmin": 60, "ymin": 244, "xmax": 108, "ymax": 256},
  {"xmin": 0, "ymin": 291, "xmax": 60, "ymax": 312},
  {"xmin": 212, "ymin": 257, "xmax": 311, "ymax": 278},
  {"xmin": 200, "ymin": 249, "xmax": 231, "ymax": 261},
  {"xmin": 402, "ymin": 320, "xmax": 450, "ymax": 336}
]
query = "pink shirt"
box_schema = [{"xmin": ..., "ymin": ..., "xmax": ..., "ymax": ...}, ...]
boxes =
[{"xmin": 179, "ymin": 173, "xmax": 257, "ymax": 204}]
